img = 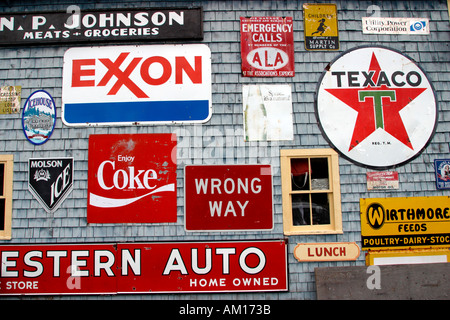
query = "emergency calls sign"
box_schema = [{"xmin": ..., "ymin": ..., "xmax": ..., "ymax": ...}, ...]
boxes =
[
  {"xmin": 0, "ymin": 240, "xmax": 288, "ymax": 295},
  {"xmin": 62, "ymin": 44, "xmax": 211, "ymax": 126},
  {"xmin": 360, "ymin": 196, "xmax": 450, "ymax": 250},
  {"xmin": 0, "ymin": 7, "xmax": 203, "ymax": 45},
  {"xmin": 184, "ymin": 165, "xmax": 273, "ymax": 231},
  {"xmin": 315, "ymin": 46, "xmax": 437, "ymax": 169},
  {"xmin": 240, "ymin": 16, "xmax": 294, "ymax": 77},
  {"xmin": 87, "ymin": 133, "xmax": 177, "ymax": 223}
]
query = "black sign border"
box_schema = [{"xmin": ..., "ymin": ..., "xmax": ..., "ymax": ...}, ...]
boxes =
[
  {"xmin": 0, "ymin": 6, "xmax": 203, "ymax": 46},
  {"xmin": 28, "ymin": 157, "xmax": 74, "ymax": 213}
]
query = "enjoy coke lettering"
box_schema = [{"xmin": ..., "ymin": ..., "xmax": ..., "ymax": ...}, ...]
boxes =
[{"xmin": 97, "ymin": 160, "xmax": 158, "ymax": 190}]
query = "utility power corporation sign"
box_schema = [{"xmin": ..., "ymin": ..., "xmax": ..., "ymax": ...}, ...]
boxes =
[
  {"xmin": 0, "ymin": 240, "xmax": 288, "ymax": 295},
  {"xmin": 240, "ymin": 16, "xmax": 294, "ymax": 77},
  {"xmin": 87, "ymin": 133, "xmax": 177, "ymax": 223},
  {"xmin": 360, "ymin": 196, "xmax": 450, "ymax": 250},
  {"xmin": 28, "ymin": 158, "xmax": 73, "ymax": 213},
  {"xmin": 0, "ymin": 7, "xmax": 203, "ymax": 45},
  {"xmin": 184, "ymin": 165, "xmax": 273, "ymax": 231},
  {"xmin": 315, "ymin": 46, "xmax": 437, "ymax": 169},
  {"xmin": 62, "ymin": 44, "xmax": 211, "ymax": 126},
  {"xmin": 362, "ymin": 17, "xmax": 430, "ymax": 35}
]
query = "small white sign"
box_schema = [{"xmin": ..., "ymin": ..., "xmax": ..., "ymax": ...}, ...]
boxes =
[
  {"xmin": 362, "ymin": 17, "xmax": 430, "ymax": 34},
  {"xmin": 243, "ymin": 84, "xmax": 294, "ymax": 141}
]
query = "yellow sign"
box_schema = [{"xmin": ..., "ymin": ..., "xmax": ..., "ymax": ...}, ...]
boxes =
[
  {"xmin": 360, "ymin": 196, "xmax": 450, "ymax": 250},
  {"xmin": 303, "ymin": 3, "xmax": 339, "ymax": 50},
  {"xmin": 0, "ymin": 86, "xmax": 21, "ymax": 114},
  {"xmin": 294, "ymin": 242, "xmax": 360, "ymax": 262}
]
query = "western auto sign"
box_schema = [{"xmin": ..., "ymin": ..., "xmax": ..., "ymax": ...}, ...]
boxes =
[
  {"xmin": 28, "ymin": 158, "xmax": 73, "ymax": 213},
  {"xmin": 87, "ymin": 133, "xmax": 177, "ymax": 223},
  {"xmin": 315, "ymin": 46, "xmax": 438, "ymax": 169},
  {"xmin": 240, "ymin": 16, "xmax": 294, "ymax": 77},
  {"xmin": 0, "ymin": 240, "xmax": 288, "ymax": 295},
  {"xmin": 62, "ymin": 44, "xmax": 211, "ymax": 126},
  {"xmin": 184, "ymin": 165, "xmax": 273, "ymax": 231},
  {"xmin": 0, "ymin": 7, "xmax": 203, "ymax": 45},
  {"xmin": 360, "ymin": 196, "xmax": 450, "ymax": 250}
]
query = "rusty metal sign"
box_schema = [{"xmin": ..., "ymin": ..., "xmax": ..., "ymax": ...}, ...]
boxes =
[
  {"xmin": 303, "ymin": 3, "xmax": 339, "ymax": 50},
  {"xmin": 315, "ymin": 46, "xmax": 438, "ymax": 169}
]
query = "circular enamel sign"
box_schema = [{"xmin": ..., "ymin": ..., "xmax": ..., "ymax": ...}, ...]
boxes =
[
  {"xmin": 315, "ymin": 46, "xmax": 437, "ymax": 169},
  {"xmin": 22, "ymin": 90, "xmax": 56, "ymax": 145}
]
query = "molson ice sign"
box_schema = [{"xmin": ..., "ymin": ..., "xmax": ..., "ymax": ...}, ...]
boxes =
[
  {"xmin": 315, "ymin": 46, "xmax": 437, "ymax": 169},
  {"xmin": 87, "ymin": 133, "xmax": 177, "ymax": 223},
  {"xmin": 62, "ymin": 44, "xmax": 211, "ymax": 126}
]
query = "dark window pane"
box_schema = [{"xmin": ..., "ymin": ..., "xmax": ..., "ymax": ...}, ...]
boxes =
[
  {"xmin": 292, "ymin": 194, "xmax": 310, "ymax": 225},
  {"xmin": 0, "ymin": 198, "xmax": 5, "ymax": 231},
  {"xmin": 310, "ymin": 158, "xmax": 329, "ymax": 190},
  {"xmin": 311, "ymin": 193, "xmax": 330, "ymax": 225},
  {"xmin": 0, "ymin": 163, "xmax": 4, "ymax": 196}
]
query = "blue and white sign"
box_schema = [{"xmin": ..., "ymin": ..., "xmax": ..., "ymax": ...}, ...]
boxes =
[
  {"xmin": 434, "ymin": 159, "xmax": 450, "ymax": 190},
  {"xmin": 62, "ymin": 44, "xmax": 211, "ymax": 126},
  {"xmin": 22, "ymin": 90, "xmax": 56, "ymax": 145}
]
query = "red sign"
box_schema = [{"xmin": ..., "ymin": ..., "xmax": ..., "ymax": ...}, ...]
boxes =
[
  {"xmin": 184, "ymin": 165, "xmax": 273, "ymax": 231},
  {"xmin": 87, "ymin": 133, "xmax": 177, "ymax": 223},
  {"xmin": 0, "ymin": 240, "xmax": 288, "ymax": 295},
  {"xmin": 240, "ymin": 16, "xmax": 294, "ymax": 77}
]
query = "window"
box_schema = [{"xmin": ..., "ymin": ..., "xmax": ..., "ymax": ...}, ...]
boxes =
[
  {"xmin": 280, "ymin": 149, "xmax": 342, "ymax": 235},
  {"xmin": 0, "ymin": 155, "xmax": 13, "ymax": 240}
]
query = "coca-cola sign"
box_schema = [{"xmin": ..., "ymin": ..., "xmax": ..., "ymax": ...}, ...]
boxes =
[{"xmin": 87, "ymin": 133, "xmax": 177, "ymax": 223}]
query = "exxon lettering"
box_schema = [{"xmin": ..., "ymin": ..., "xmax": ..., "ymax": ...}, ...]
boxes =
[{"xmin": 71, "ymin": 53, "xmax": 202, "ymax": 98}]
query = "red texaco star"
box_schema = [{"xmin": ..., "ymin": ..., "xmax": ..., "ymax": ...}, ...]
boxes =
[{"xmin": 325, "ymin": 53, "xmax": 426, "ymax": 151}]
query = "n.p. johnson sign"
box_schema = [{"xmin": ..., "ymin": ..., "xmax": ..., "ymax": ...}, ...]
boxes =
[
  {"xmin": 0, "ymin": 7, "xmax": 203, "ymax": 45},
  {"xmin": 0, "ymin": 240, "xmax": 288, "ymax": 295},
  {"xmin": 62, "ymin": 44, "xmax": 211, "ymax": 126}
]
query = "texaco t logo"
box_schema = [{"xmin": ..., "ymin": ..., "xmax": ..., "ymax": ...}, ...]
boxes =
[{"xmin": 315, "ymin": 46, "xmax": 437, "ymax": 169}]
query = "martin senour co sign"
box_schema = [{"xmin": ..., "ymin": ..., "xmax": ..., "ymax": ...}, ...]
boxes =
[{"xmin": 0, "ymin": 240, "xmax": 288, "ymax": 295}]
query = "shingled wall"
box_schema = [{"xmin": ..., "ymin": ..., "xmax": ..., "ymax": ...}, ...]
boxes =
[{"xmin": 0, "ymin": 0, "xmax": 449, "ymax": 300}]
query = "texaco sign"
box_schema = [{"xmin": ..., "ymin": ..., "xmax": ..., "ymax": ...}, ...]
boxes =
[{"xmin": 315, "ymin": 46, "xmax": 437, "ymax": 169}]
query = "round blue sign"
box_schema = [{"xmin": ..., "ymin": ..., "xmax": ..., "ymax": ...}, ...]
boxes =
[{"xmin": 22, "ymin": 90, "xmax": 56, "ymax": 145}]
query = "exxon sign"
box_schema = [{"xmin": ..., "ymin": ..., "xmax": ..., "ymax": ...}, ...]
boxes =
[{"xmin": 62, "ymin": 44, "xmax": 211, "ymax": 126}]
